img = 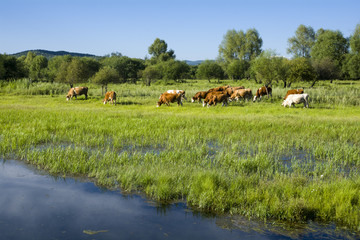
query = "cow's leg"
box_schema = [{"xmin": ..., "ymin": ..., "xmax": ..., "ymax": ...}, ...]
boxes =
[{"xmin": 85, "ymin": 94, "xmax": 88, "ymax": 100}]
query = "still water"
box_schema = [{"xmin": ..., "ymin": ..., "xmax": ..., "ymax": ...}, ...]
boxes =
[{"xmin": 0, "ymin": 159, "xmax": 358, "ymax": 240}]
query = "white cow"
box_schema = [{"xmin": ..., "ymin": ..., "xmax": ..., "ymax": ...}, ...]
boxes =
[{"xmin": 282, "ymin": 94, "xmax": 309, "ymax": 108}]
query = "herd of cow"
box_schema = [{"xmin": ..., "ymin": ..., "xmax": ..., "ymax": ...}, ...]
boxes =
[
  {"xmin": 157, "ymin": 85, "xmax": 309, "ymax": 108},
  {"xmin": 65, "ymin": 85, "xmax": 310, "ymax": 108}
]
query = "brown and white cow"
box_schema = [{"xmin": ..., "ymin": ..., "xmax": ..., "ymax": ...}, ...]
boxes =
[
  {"xmin": 163, "ymin": 90, "xmax": 187, "ymax": 100},
  {"xmin": 103, "ymin": 91, "xmax": 116, "ymax": 105},
  {"xmin": 207, "ymin": 93, "xmax": 229, "ymax": 107},
  {"xmin": 208, "ymin": 85, "xmax": 231, "ymax": 92},
  {"xmin": 191, "ymin": 91, "xmax": 209, "ymax": 103},
  {"xmin": 66, "ymin": 87, "xmax": 88, "ymax": 101},
  {"xmin": 203, "ymin": 91, "xmax": 229, "ymax": 107},
  {"xmin": 229, "ymin": 88, "xmax": 253, "ymax": 102},
  {"xmin": 253, "ymin": 86, "xmax": 272, "ymax": 102},
  {"xmin": 157, "ymin": 93, "xmax": 183, "ymax": 107},
  {"xmin": 284, "ymin": 89, "xmax": 304, "ymax": 100}
]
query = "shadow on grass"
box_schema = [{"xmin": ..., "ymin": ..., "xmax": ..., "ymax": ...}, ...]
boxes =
[{"xmin": 116, "ymin": 101, "xmax": 142, "ymax": 105}]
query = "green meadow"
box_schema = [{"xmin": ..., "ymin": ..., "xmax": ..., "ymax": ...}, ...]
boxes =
[{"xmin": 0, "ymin": 79, "xmax": 359, "ymax": 231}]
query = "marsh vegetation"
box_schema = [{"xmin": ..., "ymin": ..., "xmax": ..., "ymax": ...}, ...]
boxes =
[{"xmin": 0, "ymin": 79, "xmax": 359, "ymax": 232}]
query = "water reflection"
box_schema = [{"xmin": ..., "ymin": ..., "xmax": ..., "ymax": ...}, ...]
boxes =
[{"xmin": 0, "ymin": 159, "xmax": 358, "ymax": 240}]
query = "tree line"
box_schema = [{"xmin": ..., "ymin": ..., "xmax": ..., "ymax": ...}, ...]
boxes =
[{"xmin": 1, "ymin": 24, "xmax": 359, "ymax": 90}]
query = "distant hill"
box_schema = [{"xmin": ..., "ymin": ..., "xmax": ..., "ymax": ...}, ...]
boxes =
[
  {"xmin": 12, "ymin": 49, "xmax": 99, "ymax": 59},
  {"xmin": 185, "ymin": 60, "xmax": 204, "ymax": 66},
  {"xmin": 12, "ymin": 50, "xmax": 205, "ymax": 65}
]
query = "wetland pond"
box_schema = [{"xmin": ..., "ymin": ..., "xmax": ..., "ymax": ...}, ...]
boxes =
[{"xmin": 0, "ymin": 159, "xmax": 358, "ymax": 240}]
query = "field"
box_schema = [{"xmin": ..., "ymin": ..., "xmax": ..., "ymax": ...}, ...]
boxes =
[{"xmin": 0, "ymin": 79, "xmax": 359, "ymax": 231}]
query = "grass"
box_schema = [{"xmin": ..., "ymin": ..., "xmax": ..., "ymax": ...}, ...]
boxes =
[{"xmin": 0, "ymin": 79, "xmax": 359, "ymax": 231}]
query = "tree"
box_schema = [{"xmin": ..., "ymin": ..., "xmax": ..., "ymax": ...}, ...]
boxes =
[
  {"xmin": 159, "ymin": 60, "xmax": 190, "ymax": 83},
  {"xmin": 29, "ymin": 55, "xmax": 48, "ymax": 81},
  {"xmin": 0, "ymin": 54, "xmax": 5, "ymax": 79},
  {"xmin": 288, "ymin": 57, "xmax": 316, "ymax": 87},
  {"xmin": 2, "ymin": 55, "xmax": 26, "ymax": 80},
  {"xmin": 287, "ymin": 24, "xmax": 315, "ymax": 58},
  {"xmin": 311, "ymin": 29, "xmax": 348, "ymax": 68},
  {"xmin": 101, "ymin": 56, "xmax": 145, "ymax": 83},
  {"xmin": 55, "ymin": 57, "xmax": 99, "ymax": 88},
  {"xmin": 342, "ymin": 54, "xmax": 360, "ymax": 79},
  {"xmin": 349, "ymin": 24, "xmax": 360, "ymax": 54},
  {"xmin": 226, "ymin": 59, "xmax": 249, "ymax": 80},
  {"xmin": 142, "ymin": 65, "xmax": 161, "ymax": 86},
  {"xmin": 312, "ymin": 57, "xmax": 340, "ymax": 83},
  {"xmin": 91, "ymin": 66, "xmax": 119, "ymax": 94},
  {"xmin": 218, "ymin": 28, "xmax": 262, "ymax": 63},
  {"xmin": 148, "ymin": 38, "xmax": 175, "ymax": 64},
  {"xmin": 196, "ymin": 60, "xmax": 224, "ymax": 82},
  {"xmin": 249, "ymin": 50, "xmax": 277, "ymax": 85}
]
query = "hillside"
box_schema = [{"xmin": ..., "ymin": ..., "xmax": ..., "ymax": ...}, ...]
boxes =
[
  {"xmin": 12, "ymin": 49, "xmax": 99, "ymax": 59},
  {"xmin": 12, "ymin": 49, "xmax": 204, "ymax": 65}
]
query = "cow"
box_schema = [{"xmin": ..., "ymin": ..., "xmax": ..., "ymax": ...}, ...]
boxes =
[
  {"xmin": 284, "ymin": 89, "xmax": 304, "ymax": 100},
  {"xmin": 157, "ymin": 93, "xmax": 184, "ymax": 107},
  {"xmin": 191, "ymin": 91, "xmax": 209, "ymax": 103},
  {"xmin": 103, "ymin": 91, "xmax": 116, "ymax": 105},
  {"xmin": 208, "ymin": 85, "xmax": 231, "ymax": 92},
  {"xmin": 203, "ymin": 91, "xmax": 229, "ymax": 107},
  {"xmin": 253, "ymin": 86, "xmax": 272, "ymax": 102},
  {"xmin": 207, "ymin": 93, "xmax": 229, "ymax": 107},
  {"xmin": 229, "ymin": 88, "xmax": 253, "ymax": 102},
  {"xmin": 282, "ymin": 94, "xmax": 309, "ymax": 108},
  {"xmin": 163, "ymin": 90, "xmax": 187, "ymax": 100},
  {"xmin": 66, "ymin": 87, "xmax": 88, "ymax": 101}
]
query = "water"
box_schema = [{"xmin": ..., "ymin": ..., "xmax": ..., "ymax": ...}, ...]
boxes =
[{"xmin": 0, "ymin": 159, "xmax": 358, "ymax": 240}]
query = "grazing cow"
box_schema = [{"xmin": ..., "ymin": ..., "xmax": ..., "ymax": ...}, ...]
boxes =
[
  {"xmin": 66, "ymin": 87, "xmax": 88, "ymax": 101},
  {"xmin": 284, "ymin": 89, "xmax": 304, "ymax": 100},
  {"xmin": 229, "ymin": 88, "xmax": 253, "ymax": 102},
  {"xmin": 282, "ymin": 94, "xmax": 309, "ymax": 108},
  {"xmin": 253, "ymin": 86, "xmax": 272, "ymax": 102},
  {"xmin": 208, "ymin": 85, "xmax": 231, "ymax": 92},
  {"xmin": 207, "ymin": 93, "xmax": 229, "ymax": 107},
  {"xmin": 163, "ymin": 90, "xmax": 187, "ymax": 100},
  {"xmin": 203, "ymin": 91, "xmax": 228, "ymax": 107},
  {"xmin": 103, "ymin": 91, "xmax": 116, "ymax": 105},
  {"xmin": 191, "ymin": 91, "xmax": 209, "ymax": 103},
  {"xmin": 157, "ymin": 93, "xmax": 183, "ymax": 107}
]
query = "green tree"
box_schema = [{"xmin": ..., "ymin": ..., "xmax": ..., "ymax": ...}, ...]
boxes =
[
  {"xmin": 287, "ymin": 24, "xmax": 315, "ymax": 58},
  {"xmin": 226, "ymin": 59, "xmax": 249, "ymax": 80},
  {"xmin": 0, "ymin": 54, "xmax": 5, "ymax": 79},
  {"xmin": 159, "ymin": 60, "xmax": 190, "ymax": 83},
  {"xmin": 342, "ymin": 54, "xmax": 360, "ymax": 79},
  {"xmin": 55, "ymin": 57, "xmax": 99, "ymax": 88},
  {"xmin": 101, "ymin": 56, "xmax": 145, "ymax": 83},
  {"xmin": 29, "ymin": 55, "xmax": 48, "ymax": 81},
  {"xmin": 148, "ymin": 38, "xmax": 175, "ymax": 64},
  {"xmin": 91, "ymin": 66, "xmax": 119, "ymax": 94},
  {"xmin": 288, "ymin": 57, "xmax": 316, "ymax": 87},
  {"xmin": 196, "ymin": 60, "xmax": 224, "ymax": 82},
  {"xmin": 218, "ymin": 28, "xmax": 262, "ymax": 63},
  {"xmin": 48, "ymin": 55, "xmax": 72, "ymax": 82},
  {"xmin": 312, "ymin": 57, "xmax": 340, "ymax": 83},
  {"xmin": 2, "ymin": 55, "xmax": 26, "ymax": 80},
  {"xmin": 311, "ymin": 29, "xmax": 348, "ymax": 67},
  {"xmin": 349, "ymin": 24, "xmax": 360, "ymax": 54},
  {"xmin": 142, "ymin": 65, "xmax": 161, "ymax": 86},
  {"xmin": 249, "ymin": 50, "xmax": 277, "ymax": 85}
]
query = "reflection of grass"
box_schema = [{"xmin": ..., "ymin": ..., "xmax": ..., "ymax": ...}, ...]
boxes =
[{"xmin": 0, "ymin": 80, "xmax": 359, "ymax": 231}]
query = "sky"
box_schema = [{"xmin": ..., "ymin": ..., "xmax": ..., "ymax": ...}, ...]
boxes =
[{"xmin": 1, "ymin": 0, "xmax": 359, "ymax": 61}]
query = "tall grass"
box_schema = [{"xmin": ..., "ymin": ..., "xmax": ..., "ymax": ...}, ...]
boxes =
[{"xmin": 0, "ymin": 80, "xmax": 359, "ymax": 231}]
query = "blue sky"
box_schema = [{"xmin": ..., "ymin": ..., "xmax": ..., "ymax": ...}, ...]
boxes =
[{"xmin": 1, "ymin": 0, "xmax": 359, "ymax": 60}]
